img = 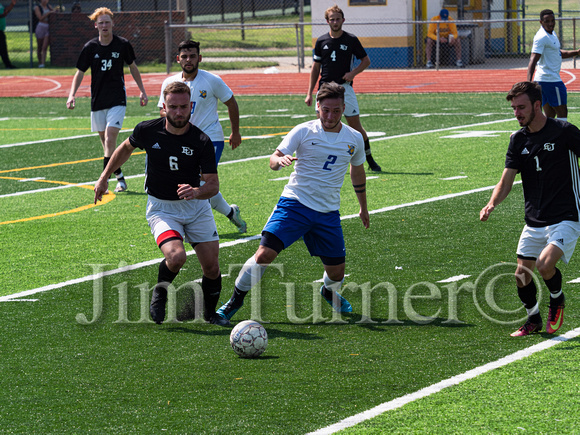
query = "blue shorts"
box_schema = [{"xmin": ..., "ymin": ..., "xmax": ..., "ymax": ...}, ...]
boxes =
[
  {"xmin": 538, "ymin": 81, "xmax": 567, "ymax": 108},
  {"xmin": 262, "ymin": 197, "xmax": 345, "ymax": 258},
  {"xmin": 213, "ymin": 141, "xmax": 225, "ymax": 164}
]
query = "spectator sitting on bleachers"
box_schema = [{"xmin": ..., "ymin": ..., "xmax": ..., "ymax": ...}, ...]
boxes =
[{"xmin": 426, "ymin": 8, "xmax": 464, "ymax": 68}]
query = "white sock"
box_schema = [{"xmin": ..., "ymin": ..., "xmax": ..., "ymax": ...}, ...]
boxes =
[
  {"xmin": 323, "ymin": 271, "xmax": 343, "ymax": 293},
  {"xmin": 209, "ymin": 191, "xmax": 232, "ymax": 216},
  {"xmin": 235, "ymin": 255, "xmax": 267, "ymax": 292},
  {"xmin": 550, "ymin": 290, "xmax": 563, "ymax": 299},
  {"xmin": 526, "ymin": 303, "xmax": 540, "ymax": 317}
]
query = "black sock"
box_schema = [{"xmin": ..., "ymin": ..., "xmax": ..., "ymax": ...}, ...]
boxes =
[
  {"xmin": 202, "ymin": 274, "xmax": 222, "ymax": 320},
  {"xmin": 103, "ymin": 156, "xmax": 110, "ymax": 172},
  {"xmin": 517, "ymin": 280, "xmax": 538, "ymax": 310},
  {"xmin": 226, "ymin": 207, "xmax": 234, "ymax": 220},
  {"xmin": 158, "ymin": 259, "xmax": 179, "ymax": 286},
  {"xmin": 364, "ymin": 138, "xmax": 372, "ymax": 156},
  {"xmin": 321, "ymin": 286, "xmax": 334, "ymax": 300},
  {"xmin": 544, "ymin": 268, "xmax": 564, "ymax": 305},
  {"xmin": 229, "ymin": 287, "xmax": 248, "ymax": 309}
]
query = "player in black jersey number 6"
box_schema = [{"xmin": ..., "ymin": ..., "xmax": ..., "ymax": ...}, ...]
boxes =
[{"xmin": 94, "ymin": 82, "xmax": 229, "ymax": 326}]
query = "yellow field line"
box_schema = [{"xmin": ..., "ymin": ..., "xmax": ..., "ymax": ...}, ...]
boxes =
[
  {"xmin": 0, "ymin": 177, "xmax": 115, "ymax": 225},
  {"xmin": 0, "ymin": 151, "xmax": 146, "ymax": 174}
]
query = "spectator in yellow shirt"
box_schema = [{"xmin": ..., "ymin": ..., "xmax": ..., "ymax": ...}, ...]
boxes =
[{"xmin": 426, "ymin": 9, "xmax": 464, "ymax": 68}]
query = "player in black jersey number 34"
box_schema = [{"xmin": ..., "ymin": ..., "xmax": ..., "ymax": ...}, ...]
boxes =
[
  {"xmin": 94, "ymin": 82, "xmax": 229, "ymax": 326},
  {"xmin": 481, "ymin": 81, "xmax": 580, "ymax": 337}
]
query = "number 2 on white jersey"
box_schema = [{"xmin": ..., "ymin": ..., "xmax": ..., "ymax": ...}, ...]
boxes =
[{"xmin": 323, "ymin": 155, "xmax": 337, "ymax": 171}]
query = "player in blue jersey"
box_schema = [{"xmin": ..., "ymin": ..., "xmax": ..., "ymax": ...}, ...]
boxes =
[
  {"xmin": 481, "ymin": 81, "xmax": 580, "ymax": 336},
  {"xmin": 94, "ymin": 82, "xmax": 229, "ymax": 327},
  {"xmin": 67, "ymin": 7, "xmax": 148, "ymax": 194},
  {"xmin": 217, "ymin": 82, "xmax": 369, "ymax": 322},
  {"xmin": 158, "ymin": 40, "xmax": 247, "ymax": 233},
  {"xmin": 305, "ymin": 4, "xmax": 381, "ymax": 172}
]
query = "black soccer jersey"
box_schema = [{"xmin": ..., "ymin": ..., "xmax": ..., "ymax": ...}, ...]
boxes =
[
  {"xmin": 313, "ymin": 31, "xmax": 367, "ymax": 87},
  {"xmin": 76, "ymin": 35, "xmax": 137, "ymax": 111},
  {"xmin": 506, "ymin": 118, "xmax": 580, "ymax": 227},
  {"xmin": 129, "ymin": 118, "xmax": 217, "ymax": 201}
]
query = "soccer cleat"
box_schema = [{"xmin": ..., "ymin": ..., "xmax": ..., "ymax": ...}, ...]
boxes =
[
  {"xmin": 456, "ymin": 59, "xmax": 465, "ymax": 68},
  {"xmin": 366, "ymin": 155, "xmax": 381, "ymax": 172},
  {"xmin": 150, "ymin": 287, "xmax": 168, "ymax": 324},
  {"xmin": 510, "ymin": 319, "xmax": 541, "ymax": 337},
  {"xmin": 320, "ymin": 286, "xmax": 352, "ymax": 313},
  {"xmin": 114, "ymin": 179, "xmax": 127, "ymax": 192},
  {"xmin": 546, "ymin": 296, "xmax": 565, "ymax": 334},
  {"xmin": 216, "ymin": 300, "xmax": 241, "ymax": 321},
  {"xmin": 209, "ymin": 313, "xmax": 231, "ymax": 327},
  {"xmin": 229, "ymin": 204, "xmax": 247, "ymax": 233},
  {"xmin": 426, "ymin": 60, "xmax": 434, "ymax": 69}
]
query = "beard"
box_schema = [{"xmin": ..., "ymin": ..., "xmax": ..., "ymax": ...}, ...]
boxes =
[
  {"xmin": 181, "ymin": 63, "xmax": 198, "ymax": 74},
  {"xmin": 166, "ymin": 113, "xmax": 190, "ymax": 129},
  {"xmin": 519, "ymin": 109, "xmax": 535, "ymax": 127}
]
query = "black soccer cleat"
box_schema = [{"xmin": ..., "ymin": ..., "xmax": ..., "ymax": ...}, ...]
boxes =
[
  {"xmin": 366, "ymin": 155, "xmax": 381, "ymax": 172},
  {"xmin": 150, "ymin": 287, "xmax": 168, "ymax": 324},
  {"xmin": 209, "ymin": 313, "xmax": 231, "ymax": 327}
]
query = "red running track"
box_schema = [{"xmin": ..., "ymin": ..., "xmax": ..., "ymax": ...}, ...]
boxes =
[{"xmin": 1, "ymin": 69, "xmax": 579, "ymax": 97}]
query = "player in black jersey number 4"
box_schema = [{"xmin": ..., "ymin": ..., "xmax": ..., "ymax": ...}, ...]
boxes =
[
  {"xmin": 481, "ymin": 81, "xmax": 580, "ymax": 337},
  {"xmin": 305, "ymin": 4, "xmax": 381, "ymax": 172},
  {"xmin": 94, "ymin": 82, "xmax": 229, "ymax": 326}
]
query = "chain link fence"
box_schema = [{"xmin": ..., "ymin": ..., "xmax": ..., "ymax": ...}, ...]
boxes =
[{"xmin": 1, "ymin": 1, "xmax": 579, "ymax": 72}]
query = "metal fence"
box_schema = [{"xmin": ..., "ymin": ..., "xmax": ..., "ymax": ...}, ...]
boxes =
[{"xmin": 1, "ymin": 0, "xmax": 579, "ymax": 72}]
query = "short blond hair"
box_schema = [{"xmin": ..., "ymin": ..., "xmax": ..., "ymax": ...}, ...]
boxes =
[
  {"xmin": 89, "ymin": 7, "xmax": 113, "ymax": 21},
  {"xmin": 325, "ymin": 5, "xmax": 344, "ymax": 20}
]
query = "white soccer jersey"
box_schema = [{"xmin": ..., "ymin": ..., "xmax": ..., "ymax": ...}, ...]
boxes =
[
  {"xmin": 157, "ymin": 70, "xmax": 234, "ymax": 142},
  {"xmin": 277, "ymin": 119, "xmax": 365, "ymax": 213},
  {"xmin": 531, "ymin": 26, "xmax": 562, "ymax": 82}
]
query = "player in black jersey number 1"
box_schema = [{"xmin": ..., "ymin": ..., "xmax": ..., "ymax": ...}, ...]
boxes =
[{"xmin": 481, "ymin": 81, "xmax": 580, "ymax": 337}]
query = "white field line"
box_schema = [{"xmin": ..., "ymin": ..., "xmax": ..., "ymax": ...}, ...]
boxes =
[{"xmin": 306, "ymin": 327, "xmax": 580, "ymax": 435}]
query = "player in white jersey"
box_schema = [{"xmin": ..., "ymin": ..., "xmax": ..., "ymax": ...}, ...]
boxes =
[
  {"xmin": 158, "ymin": 40, "xmax": 247, "ymax": 233},
  {"xmin": 527, "ymin": 9, "xmax": 580, "ymax": 121},
  {"xmin": 217, "ymin": 82, "xmax": 369, "ymax": 322}
]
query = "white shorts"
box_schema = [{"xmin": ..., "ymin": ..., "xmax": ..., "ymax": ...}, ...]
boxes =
[
  {"xmin": 91, "ymin": 106, "xmax": 126, "ymax": 132},
  {"xmin": 316, "ymin": 82, "xmax": 360, "ymax": 118},
  {"xmin": 146, "ymin": 195, "xmax": 219, "ymax": 246},
  {"xmin": 517, "ymin": 221, "xmax": 580, "ymax": 264}
]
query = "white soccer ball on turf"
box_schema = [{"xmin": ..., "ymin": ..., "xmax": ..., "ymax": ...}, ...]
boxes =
[{"xmin": 230, "ymin": 320, "xmax": 268, "ymax": 358}]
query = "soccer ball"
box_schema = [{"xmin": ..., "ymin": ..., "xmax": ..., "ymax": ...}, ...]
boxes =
[{"xmin": 230, "ymin": 320, "xmax": 268, "ymax": 358}]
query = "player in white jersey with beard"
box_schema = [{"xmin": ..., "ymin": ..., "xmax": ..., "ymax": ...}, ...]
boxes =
[
  {"xmin": 158, "ymin": 40, "xmax": 247, "ymax": 233},
  {"xmin": 217, "ymin": 82, "xmax": 369, "ymax": 322}
]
